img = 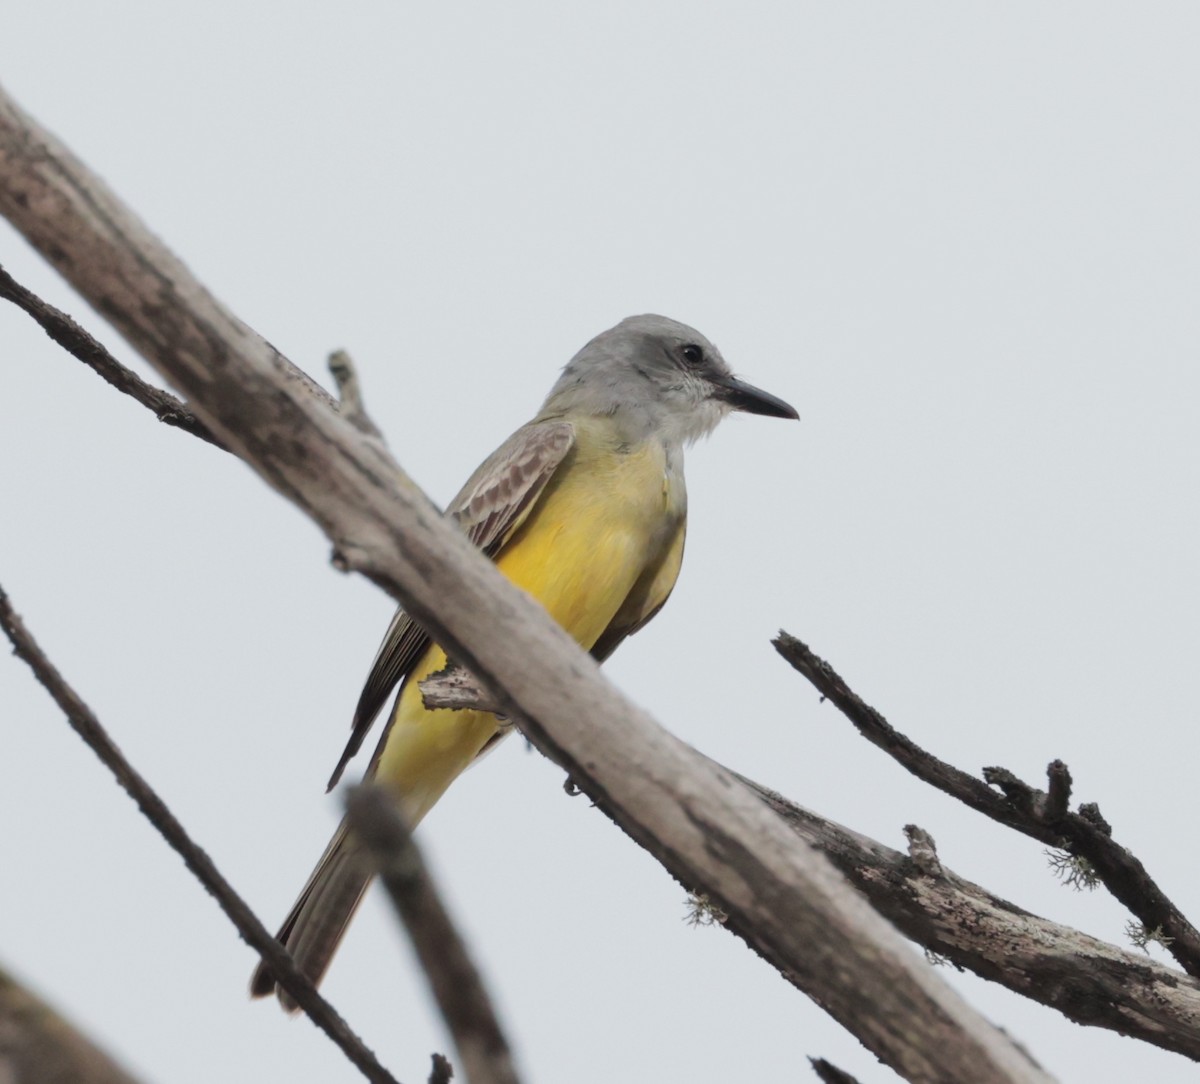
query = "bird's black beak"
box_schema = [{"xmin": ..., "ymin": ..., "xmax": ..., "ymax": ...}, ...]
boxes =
[{"xmin": 710, "ymin": 373, "xmax": 799, "ymax": 420}]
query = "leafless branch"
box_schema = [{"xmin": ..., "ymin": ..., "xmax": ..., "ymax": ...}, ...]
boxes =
[
  {"xmin": 0, "ymin": 262, "xmax": 225, "ymax": 449},
  {"xmin": 773, "ymin": 631, "xmax": 1200, "ymax": 978},
  {"xmin": 0, "ymin": 81, "xmax": 1049, "ymax": 1083},
  {"xmin": 734, "ymin": 772, "xmax": 1200, "ymax": 1060},
  {"xmin": 346, "ymin": 787, "xmax": 520, "ymax": 1084},
  {"xmin": 0, "ymin": 967, "xmax": 146, "ymax": 1084},
  {"xmin": 367, "ymin": 742, "xmax": 1126, "ymax": 1080},
  {"xmin": 0, "ymin": 585, "xmax": 401, "ymax": 1084}
]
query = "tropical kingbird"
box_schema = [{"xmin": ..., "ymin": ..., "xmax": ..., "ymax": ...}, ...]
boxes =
[{"xmin": 251, "ymin": 314, "xmax": 797, "ymax": 1005}]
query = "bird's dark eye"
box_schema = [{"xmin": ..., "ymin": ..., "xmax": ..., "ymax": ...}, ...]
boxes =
[{"xmin": 681, "ymin": 343, "xmax": 704, "ymax": 367}]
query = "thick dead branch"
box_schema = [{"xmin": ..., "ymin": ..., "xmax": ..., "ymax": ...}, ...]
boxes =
[
  {"xmin": 0, "ymin": 586, "xmax": 400, "ymax": 1084},
  {"xmin": 0, "ymin": 968, "xmax": 145, "ymax": 1084},
  {"xmin": 346, "ymin": 787, "xmax": 520, "ymax": 1084},
  {"xmin": 773, "ymin": 631, "xmax": 1200, "ymax": 978},
  {"xmin": 415, "ymin": 666, "xmax": 1195, "ymax": 1058},
  {"xmin": 0, "ymin": 83, "xmax": 1049, "ymax": 1083},
  {"xmin": 737, "ymin": 770, "xmax": 1200, "ymax": 1062},
  {"xmin": 0, "ymin": 262, "xmax": 224, "ymax": 449}
]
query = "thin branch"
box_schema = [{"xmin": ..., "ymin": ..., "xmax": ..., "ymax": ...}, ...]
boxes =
[
  {"xmin": 0, "ymin": 83, "xmax": 1050, "ymax": 1083},
  {"xmin": 0, "ymin": 262, "xmax": 225, "ymax": 449},
  {"xmin": 773, "ymin": 631, "xmax": 1200, "ymax": 978},
  {"xmin": 346, "ymin": 787, "xmax": 520, "ymax": 1084},
  {"xmin": 427, "ymin": 1054, "xmax": 454, "ymax": 1084},
  {"xmin": 0, "ymin": 585, "xmax": 401, "ymax": 1084}
]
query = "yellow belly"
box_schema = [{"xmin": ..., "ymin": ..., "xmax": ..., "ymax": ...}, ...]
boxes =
[{"xmin": 374, "ymin": 429, "xmax": 684, "ymax": 823}]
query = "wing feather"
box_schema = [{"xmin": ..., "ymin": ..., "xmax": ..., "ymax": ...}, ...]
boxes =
[
  {"xmin": 589, "ymin": 519, "xmax": 686, "ymax": 664},
  {"xmin": 324, "ymin": 420, "xmax": 575, "ymax": 789}
]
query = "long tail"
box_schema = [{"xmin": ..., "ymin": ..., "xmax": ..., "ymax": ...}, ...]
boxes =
[
  {"xmin": 249, "ymin": 820, "xmax": 372, "ymax": 1011},
  {"xmin": 253, "ymin": 662, "xmax": 504, "ymax": 1007}
]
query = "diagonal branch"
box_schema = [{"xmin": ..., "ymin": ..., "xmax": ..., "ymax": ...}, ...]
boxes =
[
  {"xmin": 0, "ymin": 262, "xmax": 224, "ymax": 449},
  {"xmin": 346, "ymin": 787, "xmax": 521, "ymax": 1084},
  {"xmin": 0, "ymin": 585, "xmax": 402, "ymax": 1084},
  {"xmin": 408, "ymin": 655, "xmax": 1200, "ymax": 1060},
  {"xmin": 408, "ymin": 653, "xmax": 1200, "ymax": 1060},
  {"xmin": 0, "ymin": 264, "xmax": 382, "ymax": 466},
  {"xmin": 736, "ymin": 770, "xmax": 1200, "ymax": 1062},
  {"xmin": 0, "ymin": 967, "xmax": 146, "ymax": 1084},
  {"xmin": 0, "ymin": 81, "xmax": 1049, "ymax": 1084},
  {"xmin": 773, "ymin": 631, "xmax": 1200, "ymax": 978}
]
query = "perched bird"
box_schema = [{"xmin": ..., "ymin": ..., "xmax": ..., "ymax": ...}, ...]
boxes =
[{"xmin": 251, "ymin": 314, "xmax": 797, "ymax": 1005}]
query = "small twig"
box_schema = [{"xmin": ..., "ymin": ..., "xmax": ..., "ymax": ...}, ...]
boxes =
[
  {"xmin": 345, "ymin": 786, "xmax": 521, "ymax": 1084},
  {"xmin": 774, "ymin": 630, "xmax": 1200, "ymax": 978},
  {"xmin": 427, "ymin": 1054, "xmax": 454, "ymax": 1084},
  {"xmin": 419, "ymin": 663, "xmax": 506, "ymax": 717},
  {"xmin": 981, "ymin": 767, "xmax": 1038, "ymax": 817},
  {"xmin": 1043, "ymin": 761, "xmax": 1072, "ymax": 821},
  {"xmin": 0, "ymin": 263, "xmax": 226, "ymax": 449},
  {"xmin": 904, "ymin": 825, "xmax": 943, "ymax": 879},
  {"xmin": 1078, "ymin": 802, "xmax": 1113, "ymax": 835},
  {"xmin": 329, "ymin": 350, "xmax": 385, "ymax": 441},
  {"xmin": 0, "ymin": 585, "xmax": 400, "ymax": 1084},
  {"xmin": 809, "ymin": 1057, "xmax": 863, "ymax": 1084}
]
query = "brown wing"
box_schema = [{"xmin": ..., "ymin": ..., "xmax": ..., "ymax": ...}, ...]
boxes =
[{"xmin": 324, "ymin": 420, "xmax": 575, "ymax": 789}]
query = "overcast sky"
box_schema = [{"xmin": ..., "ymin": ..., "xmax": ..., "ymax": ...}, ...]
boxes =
[{"xmin": 3, "ymin": 5, "xmax": 1199, "ymax": 1082}]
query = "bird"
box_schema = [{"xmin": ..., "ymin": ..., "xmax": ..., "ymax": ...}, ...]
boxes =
[{"xmin": 250, "ymin": 313, "xmax": 797, "ymax": 1006}]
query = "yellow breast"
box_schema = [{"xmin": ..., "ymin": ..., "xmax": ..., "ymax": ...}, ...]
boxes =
[
  {"xmin": 375, "ymin": 419, "xmax": 686, "ymax": 823},
  {"xmin": 495, "ymin": 420, "xmax": 683, "ymax": 649}
]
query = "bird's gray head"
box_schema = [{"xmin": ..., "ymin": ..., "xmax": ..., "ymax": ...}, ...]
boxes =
[{"xmin": 541, "ymin": 314, "xmax": 798, "ymax": 447}]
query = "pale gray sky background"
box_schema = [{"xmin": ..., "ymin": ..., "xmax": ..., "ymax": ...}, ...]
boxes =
[{"xmin": 2, "ymin": 5, "xmax": 1198, "ymax": 1082}]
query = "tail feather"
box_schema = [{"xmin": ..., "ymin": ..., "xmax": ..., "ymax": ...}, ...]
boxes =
[
  {"xmin": 250, "ymin": 820, "xmax": 373, "ymax": 1009},
  {"xmin": 252, "ymin": 682, "xmax": 504, "ymax": 1008}
]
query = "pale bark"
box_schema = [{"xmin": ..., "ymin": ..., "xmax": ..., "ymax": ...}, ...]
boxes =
[
  {"xmin": 745, "ymin": 778, "xmax": 1200, "ymax": 1060},
  {"xmin": 0, "ymin": 81, "xmax": 1049, "ymax": 1084}
]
